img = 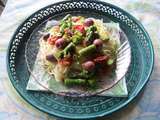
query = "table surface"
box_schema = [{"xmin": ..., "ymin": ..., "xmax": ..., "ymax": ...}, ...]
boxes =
[{"xmin": 0, "ymin": 0, "xmax": 160, "ymax": 120}]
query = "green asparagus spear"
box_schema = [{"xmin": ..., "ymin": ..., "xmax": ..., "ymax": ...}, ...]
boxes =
[
  {"xmin": 63, "ymin": 42, "xmax": 75, "ymax": 56},
  {"xmin": 68, "ymin": 70, "xmax": 94, "ymax": 79},
  {"xmin": 54, "ymin": 42, "xmax": 75, "ymax": 59},
  {"xmin": 61, "ymin": 14, "xmax": 71, "ymax": 23},
  {"xmin": 64, "ymin": 78, "xmax": 86, "ymax": 86},
  {"xmin": 79, "ymin": 44, "xmax": 96, "ymax": 57},
  {"xmin": 60, "ymin": 14, "xmax": 72, "ymax": 34}
]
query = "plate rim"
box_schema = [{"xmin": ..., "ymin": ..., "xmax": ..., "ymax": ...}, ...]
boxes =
[{"xmin": 6, "ymin": 0, "xmax": 154, "ymax": 119}]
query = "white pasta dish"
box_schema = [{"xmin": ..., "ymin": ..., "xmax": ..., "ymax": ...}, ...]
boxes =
[{"xmin": 37, "ymin": 14, "xmax": 129, "ymax": 91}]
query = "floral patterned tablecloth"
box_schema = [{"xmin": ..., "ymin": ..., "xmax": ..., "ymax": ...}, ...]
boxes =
[{"xmin": 0, "ymin": 0, "xmax": 160, "ymax": 120}]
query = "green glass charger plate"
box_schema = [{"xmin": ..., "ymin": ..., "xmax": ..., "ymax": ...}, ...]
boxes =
[{"xmin": 7, "ymin": 0, "xmax": 154, "ymax": 119}]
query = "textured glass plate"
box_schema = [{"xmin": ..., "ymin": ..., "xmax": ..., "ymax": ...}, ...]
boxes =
[
  {"xmin": 25, "ymin": 17, "xmax": 131, "ymax": 97},
  {"xmin": 7, "ymin": 0, "xmax": 154, "ymax": 119}
]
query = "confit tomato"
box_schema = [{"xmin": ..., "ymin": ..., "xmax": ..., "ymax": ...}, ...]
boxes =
[
  {"xmin": 58, "ymin": 57, "xmax": 72, "ymax": 66},
  {"xmin": 93, "ymin": 55, "xmax": 109, "ymax": 64},
  {"xmin": 47, "ymin": 36, "xmax": 61, "ymax": 45},
  {"xmin": 73, "ymin": 25, "xmax": 85, "ymax": 34}
]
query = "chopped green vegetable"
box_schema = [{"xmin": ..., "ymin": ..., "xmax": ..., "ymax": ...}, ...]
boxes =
[
  {"xmin": 68, "ymin": 70, "xmax": 94, "ymax": 79},
  {"xmin": 80, "ymin": 70, "xmax": 94, "ymax": 78},
  {"xmin": 79, "ymin": 44, "xmax": 96, "ymax": 57},
  {"xmin": 84, "ymin": 25, "xmax": 98, "ymax": 44},
  {"xmin": 87, "ymin": 25, "xmax": 97, "ymax": 32},
  {"xmin": 71, "ymin": 32, "xmax": 83, "ymax": 44},
  {"xmin": 60, "ymin": 23, "xmax": 68, "ymax": 33},
  {"xmin": 63, "ymin": 42, "xmax": 75, "ymax": 56},
  {"xmin": 85, "ymin": 31, "xmax": 93, "ymax": 42},
  {"xmin": 61, "ymin": 14, "xmax": 71, "ymax": 23},
  {"xmin": 67, "ymin": 21, "xmax": 72, "ymax": 28},
  {"xmin": 60, "ymin": 14, "xmax": 72, "ymax": 34},
  {"xmin": 64, "ymin": 78, "xmax": 86, "ymax": 86},
  {"xmin": 64, "ymin": 77, "xmax": 97, "ymax": 87},
  {"xmin": 54, "ymin": 42, "xmax": 75, "ymax": 59},
  {"xmin": 107, "ymin": 59, "xmax": 114, "ymax": 65},
  {"xmin": 72, "ymin": 35, "xmax": 81, "ymax": 44}
]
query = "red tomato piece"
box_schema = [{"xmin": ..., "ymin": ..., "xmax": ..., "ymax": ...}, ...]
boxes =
[
  {"xmin": 93, "ymin": 56, "xmax": 109, "ymax": 64},
  {"xmin": 73, "ymin": 25, "xmax": 85, "ymax": 34},
  {"xmin": 58, "ymin": 57, "xmax": 72, "ymax": 66},
  {"xmin": 47, "ymin": 36, "xmax": 61, "ymax": 45}
]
